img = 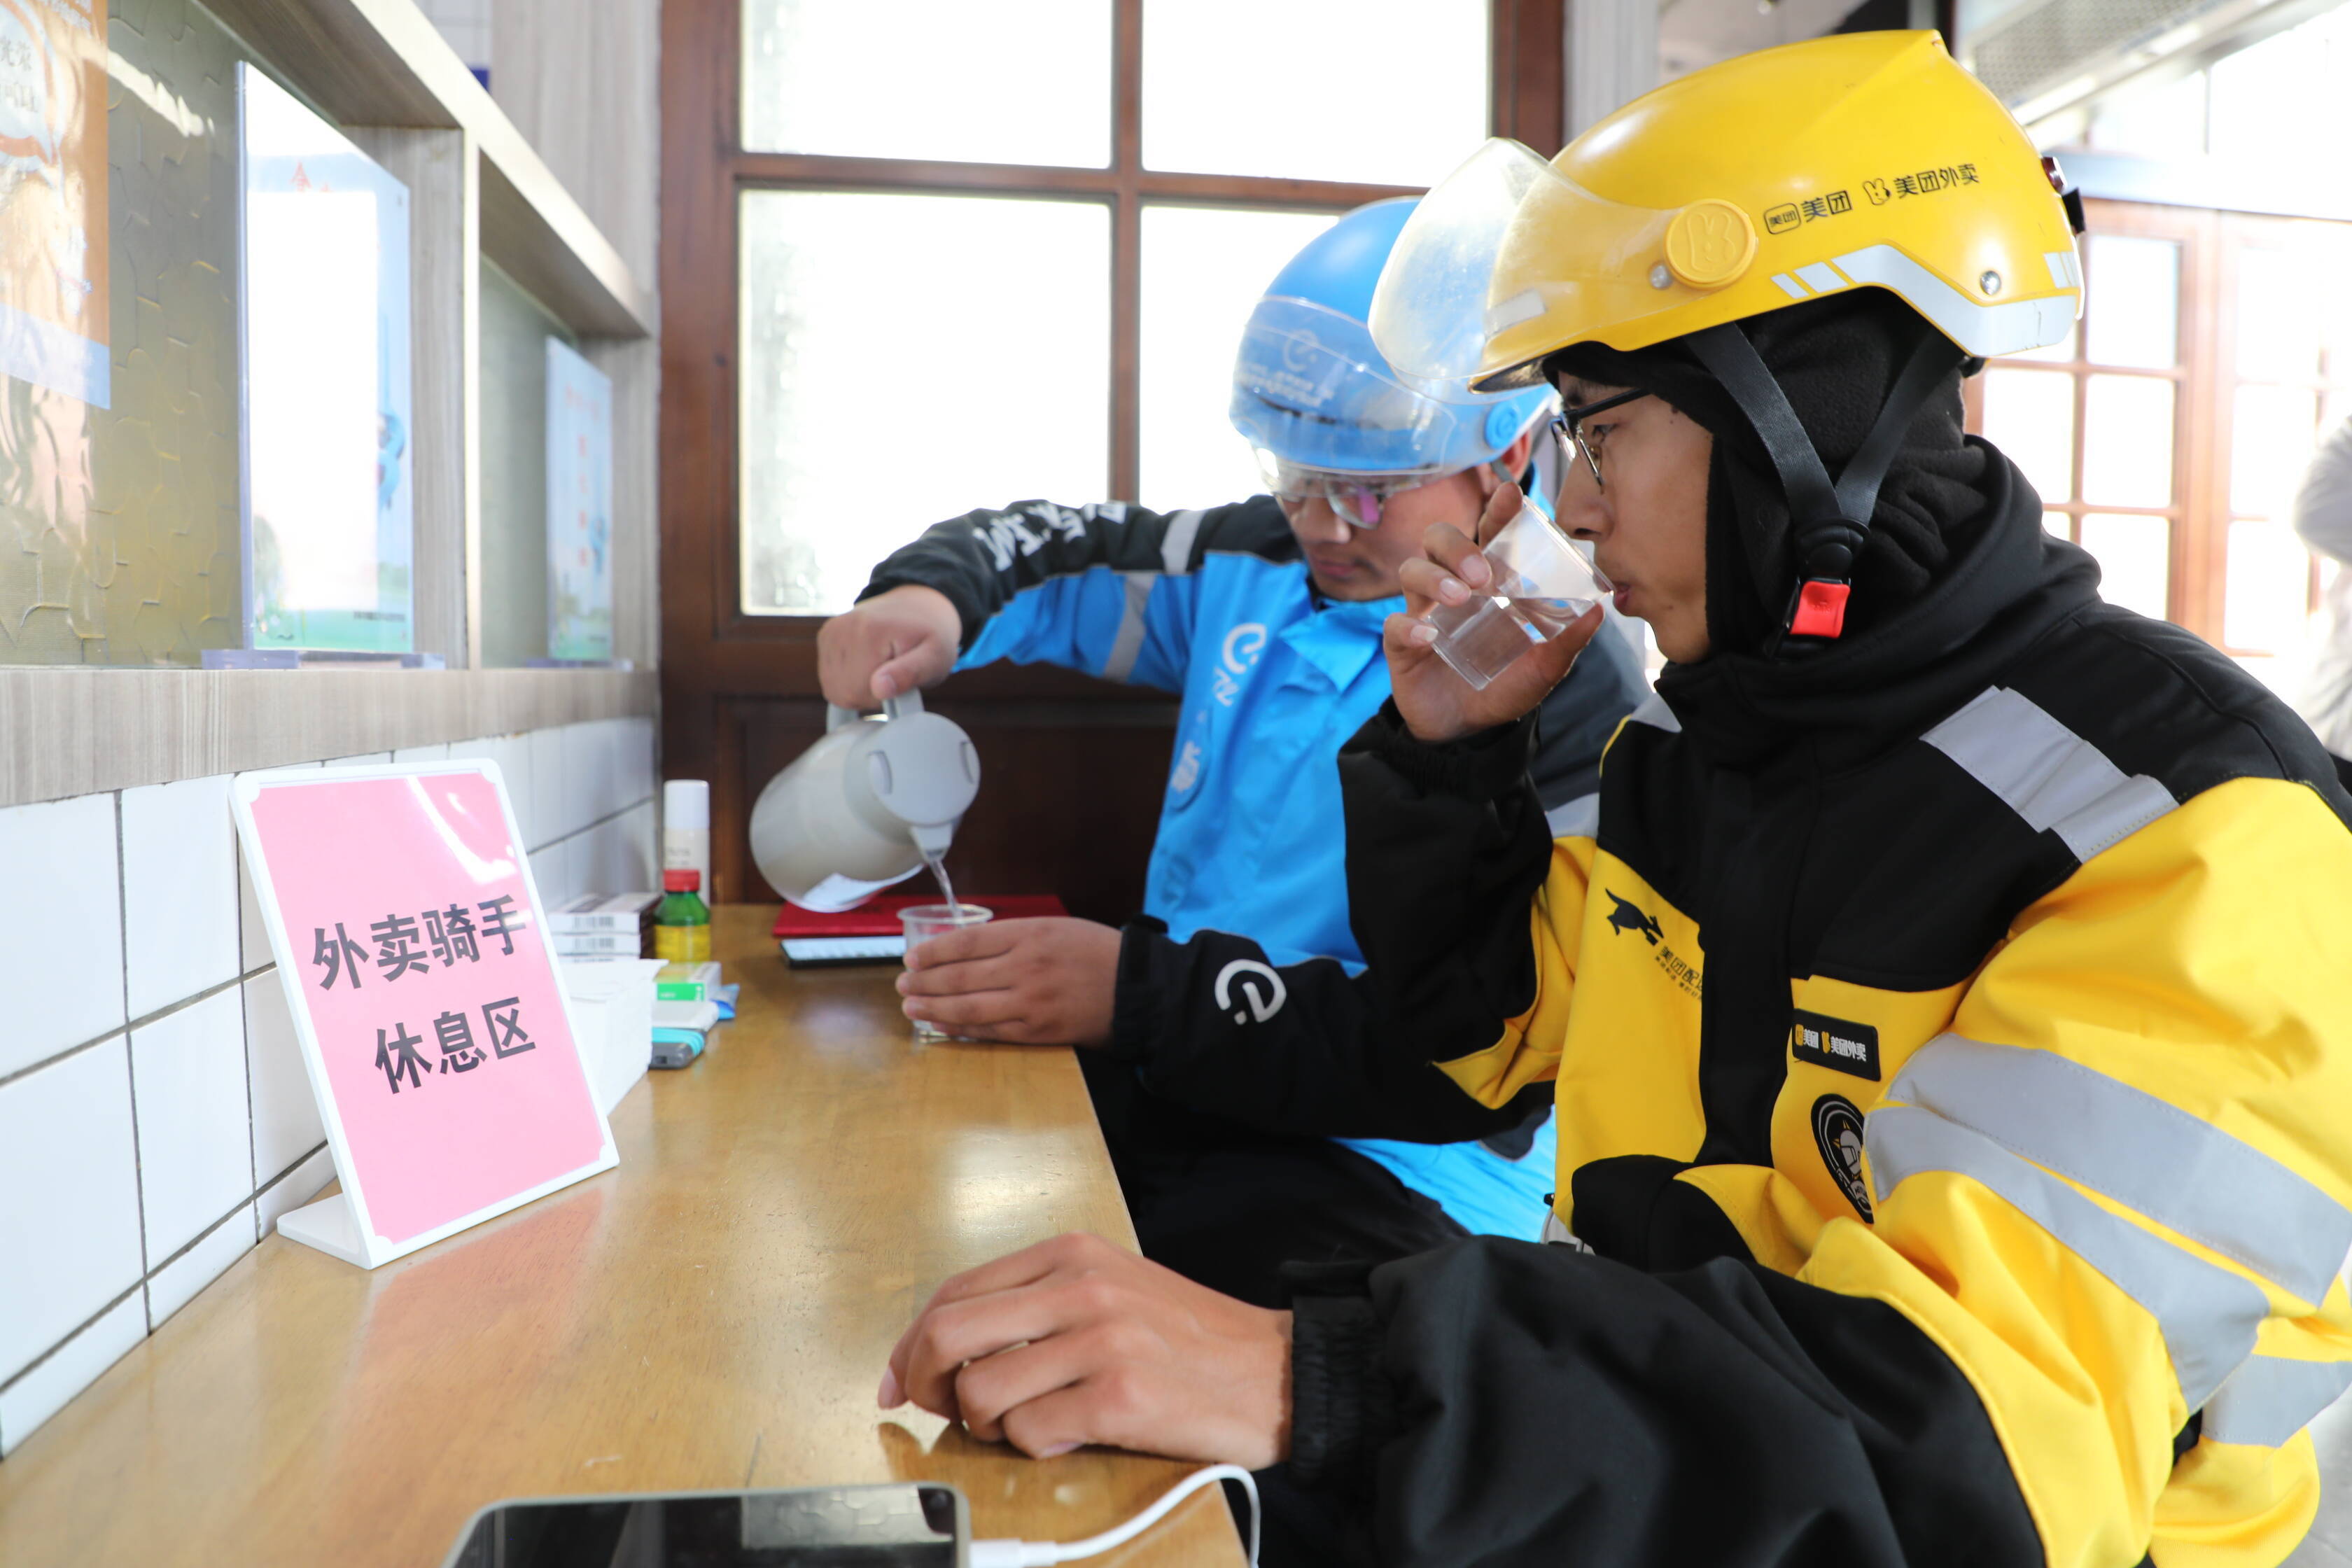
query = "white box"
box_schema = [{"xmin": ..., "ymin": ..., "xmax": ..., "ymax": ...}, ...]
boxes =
[{"xmin": 559, "ymin": 958, "xmax": 664, "ymax": 1116}]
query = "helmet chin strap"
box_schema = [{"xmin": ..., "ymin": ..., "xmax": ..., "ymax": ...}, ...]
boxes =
[{"xmin": 1686, "ymin": 317, "xmax": 1963, "ymax": 652}]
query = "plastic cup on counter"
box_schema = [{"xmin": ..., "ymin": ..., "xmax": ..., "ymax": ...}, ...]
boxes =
[{"xmin": 898, "ymin": 903, "xmax": 994, "ymax": 1042}]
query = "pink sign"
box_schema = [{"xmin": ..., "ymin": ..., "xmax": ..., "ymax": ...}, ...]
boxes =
[{"xmin": 234, "ymin": 763, "xmax": 615, "ymax": 1268}]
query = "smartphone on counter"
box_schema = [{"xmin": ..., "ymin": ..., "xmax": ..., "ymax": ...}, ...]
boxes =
[{"xmin": 443, "ymin": 1482, "xmax": 969, "ymax": 1567}]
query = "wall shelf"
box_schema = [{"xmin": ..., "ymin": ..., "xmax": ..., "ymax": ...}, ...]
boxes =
[{"xmin": 202, "ymin": 0, "xmax": 654, "ymax": 338}]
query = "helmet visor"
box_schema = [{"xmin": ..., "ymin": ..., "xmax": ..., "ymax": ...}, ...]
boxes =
[
  {"xmin": 1369, "ymin": 138, "xmax": 1726, "ymax": 394},
  {"xmin": 1230, "ymin": 295, "xmax": 1477, "ymax": 476}
]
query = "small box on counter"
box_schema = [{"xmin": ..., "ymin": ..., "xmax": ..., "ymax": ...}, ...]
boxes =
[
  {"xmin": 550, "ymin": 892, "xmax": 661, "ymax": 933},
  {"xmin": 552, "ymin": 892, "xmax": 660, "ymax": 960}
]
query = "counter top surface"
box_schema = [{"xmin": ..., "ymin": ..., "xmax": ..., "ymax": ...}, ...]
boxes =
[{"xmin": 0, "ymin": 906, "xmax": 1242, "ymax": 1567}]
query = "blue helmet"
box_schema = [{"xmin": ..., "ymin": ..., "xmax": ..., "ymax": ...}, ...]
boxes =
[{"xmin": 1229, "ymin": 197, "xmax": 1555, "ymax": 480}]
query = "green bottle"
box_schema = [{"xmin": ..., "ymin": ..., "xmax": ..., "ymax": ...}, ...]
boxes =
[{"xmin": 654, "ymin": 868, "xmax": 711, "ymax": 962}]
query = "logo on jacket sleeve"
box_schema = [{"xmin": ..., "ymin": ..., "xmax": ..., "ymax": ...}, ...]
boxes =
[
  {"xmin": 1214, "ymin": 958, "xmax": 1287, "ymax": 1025},
  {"xmin": 1790, "ymin": 1009, "xmax": 1881, "ymax": 1080},
  {"xmin": 1812, "ymin": 1093, "xmax": 1875, "ymax": 1222},
  {"xmin": 1604, "ymin": 891, "xmax": 1664, "ymax": 945}
]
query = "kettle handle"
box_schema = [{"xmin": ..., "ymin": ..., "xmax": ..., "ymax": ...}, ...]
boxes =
[{"xmin": 825, "ymin": 689, "xmax": 925, "ymax": 732}]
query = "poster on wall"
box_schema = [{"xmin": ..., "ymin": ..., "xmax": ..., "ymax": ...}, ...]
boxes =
[
  {"xmin": 0, "ymin": 0, "xmax": 108, "ymax": 408},
  {"xmin": 545, "ymin": 338, "xmax": 613, "ymax": 662},
  {"xmin": 237, "ymin": 62, "xmax": 415, "ymax": 654}
]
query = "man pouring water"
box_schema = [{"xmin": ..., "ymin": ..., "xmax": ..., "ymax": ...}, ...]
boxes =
[{"xmin": 816, "ymin": 200, "xmax": 1646, "ymax": 1307}]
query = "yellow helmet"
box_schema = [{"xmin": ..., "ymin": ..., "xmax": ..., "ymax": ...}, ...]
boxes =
[{"xmin": 1371, "ymin": 30, "xmax": 2082, "ymax": 396}]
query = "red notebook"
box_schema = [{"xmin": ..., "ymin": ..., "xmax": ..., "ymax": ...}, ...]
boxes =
[{"xmin": 771, "ymin": 893, "xmax": 1068, "ymax": 938}]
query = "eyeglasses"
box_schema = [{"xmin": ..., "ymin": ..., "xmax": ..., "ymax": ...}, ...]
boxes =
[
  {"xmin": 1258, "ymin": 457, "xmax": 1435, "ymax": 532},
  {"xmin": 1546, "ymin": 389, "xmax": 1651, "ymax": 493}
]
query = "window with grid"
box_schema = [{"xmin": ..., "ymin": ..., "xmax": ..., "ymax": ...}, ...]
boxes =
[
  {"xmin": 730, "ymin": 0, "xmax": 1537, "ymax": 616},
  {"xmin": 2216, "ymin": 219, "xmax": 2352, "ymax": 667},
  {"xmin": 1968, "ymin": 200, "xmax": 2350, "ymax": 694},
  {"xmin": 1972, "ymin": 214, "xmax": 2190, "ymax": 626}
]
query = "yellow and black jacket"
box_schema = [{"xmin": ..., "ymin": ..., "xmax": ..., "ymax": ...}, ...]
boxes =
[{"xmin": 1278, "ymin": 454, "xmax": 2352, "ymax": 1567}]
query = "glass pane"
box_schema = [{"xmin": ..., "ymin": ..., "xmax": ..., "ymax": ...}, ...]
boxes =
[
  {"xmin": 743, "ymin": 0, "xmax": 1112, "ymax": 166},
  {"xmin": 2080, "ymin": 513, "xmax": 2171, "ymax": 620},
  {"xmin": 2045, "ymin": 511, "xmax": 2073, "ymax": 538},
  {"xmin": 478, "ymin": 263, "xmax": 575, "ymax": 666},
  {"xmin": 2012, "ymin": 322, "xmax": 2076, "ymax": 365},
  {"xmin": 2325, "ymin": 388, "xmax": 2352, "ymax": 440},
  {"xmin": 2225, "ymin": 517, "xmax": 2314, "ymax": 651},
  {"xmin": 1143, "ymin": 0, "xmax": 1487, "ymax": 185},
  {"xmin": 1139, "ymin": 206, "xmax": 1338, "ymax": 511},
  {"xmin": 739, "ymin": 192, "xmax": 1110, "ymax": 615},
  {"xmin": 2231, "ymin": 383, "xmax": 2319, "ymax": 517},
  {"xmin": 2084, "ymin": 236, "xmax": 2178, "ymax": 370},
  {"xmin": 241, "ymin": 66, "xmax": 414, "ymax": 654},
  {"xmin": 2238, "ymin": 249, "xmax": 2324, "ymax": 383},
  {"xmin": 1979, "ymin": 368, "xmax": 2074, "ymax": 504},
  {"xmin": 2080, "ymin": 374, "xmax": 2174, "ymax": 508},
  {"xmin": 1, "ymin": 6, "xmax": 250, "ymax": 665}
]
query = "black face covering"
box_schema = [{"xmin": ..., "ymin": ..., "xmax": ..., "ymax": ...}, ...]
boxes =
[{"xmin": 1548, "ymin": 289, "xmax": 1994, "ymax": 657}]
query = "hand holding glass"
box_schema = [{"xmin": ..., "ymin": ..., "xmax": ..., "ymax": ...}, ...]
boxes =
[
  {"xmin": 1422, "ymin": 508, "xmax": 1603, "ymax": 690},
  {"xmin": 899, "ymin": 904, "xmax": 994, "ymax": 1042}
]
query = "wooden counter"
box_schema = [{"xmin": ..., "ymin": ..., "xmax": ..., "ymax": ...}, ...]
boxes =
[{"xmin": 0, "ymin": 908, "xmax": 1243, "ymax": 1567}]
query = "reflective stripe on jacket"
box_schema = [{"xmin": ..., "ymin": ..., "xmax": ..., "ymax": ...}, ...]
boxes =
[{"xmin": 1304, "ymin": 451, "xmax": 2352, "ymax": 1567}]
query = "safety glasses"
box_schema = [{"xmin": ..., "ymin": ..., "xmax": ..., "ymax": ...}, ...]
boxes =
[
  {"xmin": 1256, "ymin": 455, "xmax": 1436, "ymax": 532},
  {"xmin": 1544, "ymin": 389, "xmax": 1651, "ymax": 493}
]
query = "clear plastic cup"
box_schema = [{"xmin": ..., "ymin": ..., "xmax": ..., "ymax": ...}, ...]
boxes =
[
  {"xmin": 1423, "ymin": 509, "xmax": 1604, "ymax": 690},
  {"xmin": 898, "ymin": 902, "xmax": 993, "ymax": 1042}
]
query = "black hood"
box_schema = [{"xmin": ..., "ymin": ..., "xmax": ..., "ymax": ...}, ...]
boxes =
[{"xmin": 1550, "ymin": 289, "xmax": 2103, "ymax": 769}]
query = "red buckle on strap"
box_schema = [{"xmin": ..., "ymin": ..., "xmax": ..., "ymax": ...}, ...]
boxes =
[{"xmin": 1788, "ymin": 580, "xmax": 1851, "ymax": 638}]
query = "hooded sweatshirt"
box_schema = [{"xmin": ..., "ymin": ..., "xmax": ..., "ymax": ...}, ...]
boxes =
[{"xmin": 1265, "ymin": 293, "xmax": 2352, "ymax": 1568}]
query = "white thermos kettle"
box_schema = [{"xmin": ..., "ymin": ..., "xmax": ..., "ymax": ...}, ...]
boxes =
[{"xmin": 748, "ymin": 692, "xmax": 981, "ymax": 911}]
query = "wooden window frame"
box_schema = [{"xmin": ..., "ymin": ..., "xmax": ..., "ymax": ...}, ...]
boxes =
[
  {"xmin": 2206, "ymin": 209, "xmax": 2348, "ymax": 647},
  {"xmin": 1964, "ymin": 197, "xmax": 2346, "ymax": 659},
  {"xmin": 659, "ymin": 0, "xmax": 1565, "ymax": 900},
  {"xmin": 1964, "ymin": 200, "xmax": 2220, "ymax": 640}
]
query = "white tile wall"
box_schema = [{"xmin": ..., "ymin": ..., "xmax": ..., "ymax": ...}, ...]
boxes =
[
  {"xmin": 0, "ymin": 1292, "xmax": 144, "ymax": 1457},
  {"xmin": 0, "ymin": 793, "xmax": 126, "ymax": 1079},
  {"xmin": 243, "ymin": 974, "xmax": 324, "ymax": 1184},
  {"xmin": 528, "ymin": 724, "xmax": 578, "ymax": 845},
  {"xmin": 130, "ymin": 990, "xmax": 255, "ymax": 1264},
  {"xmin": 528, "ymin": 836, "xmax": 578, "ymax": 911},
  {"xmin": 257, "ymin": 1146, "xmax": 336, "ymax": 1235},
  {"xmin": 577, "ymin": 801, "xmax": 657, "ymax": 895},
  {"xmin": 237, "ymin": 762, "xmax": 321, "ymax": 974},
  {"xmin": 120, "ymin": 774, "xmax": 241, "ymax": 1021},
  {"xmin": 0, "ymin": 715, "xmax": 657, "ymax": 1458},
  {"xmin": 0, "ymin": 1042, "xmax": 144, "ymax": 1387},
  {"xmin": 449, "ymin": 734, "xmax": 536, "ymax": 852},
  {"xmin": 146, "ymin": 1205, "xmax": 259, "ymax": 1330}
]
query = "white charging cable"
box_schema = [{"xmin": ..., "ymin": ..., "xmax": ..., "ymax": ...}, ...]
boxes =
[{"xmin": 968, "ymin": 1464, "xmax": 1259, "ymax": 1568}]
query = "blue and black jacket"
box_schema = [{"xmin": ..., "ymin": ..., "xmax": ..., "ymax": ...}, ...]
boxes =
[{"xmin": 860, "ymin": 493, "xmax": 1647, "ymax": 1238}]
